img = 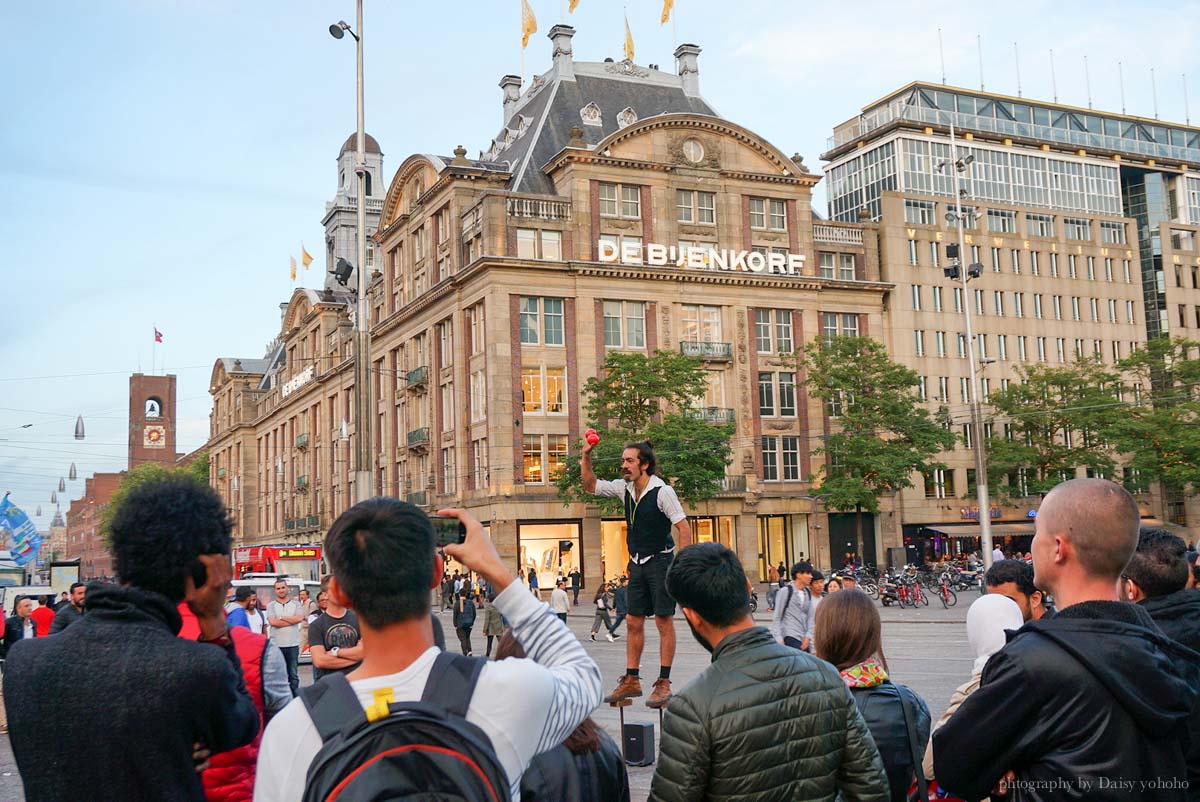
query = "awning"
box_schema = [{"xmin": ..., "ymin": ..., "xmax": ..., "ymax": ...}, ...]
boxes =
[{"xmin": 919, "ymin": 522, "xmax": 1037, "ymax": 539}]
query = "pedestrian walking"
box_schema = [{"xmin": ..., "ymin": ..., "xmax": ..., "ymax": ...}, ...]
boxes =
[
  {"xmin": 481, "ymin": 595, "xmax": 505, "ymax": 657},
  {"xmin": 650, "ymin": 542, "xmax": 888, "ymax": 802},
  {"xmin": 610, "ymin": 576, "xmax": 628, "ymax": 635},
  {"xmin": 589, "ymin": 583, "xmax": 619, "ymax": 642},
  {"xmin": 771, "ymin": 561, "xmax": 815, "ymax": 652},
  {"xmin": 814, "ymin": 589, "xmax": 931, "ymax": 802},
  {"xmin": 935, "ymin": 479, "xmax": 1200, "ymax": 802},
  {"xmin": 296, "ymin": 588, "xmax": 316, "ymax": 653},
  {"xmin": 550, "ymin": 578, "xmax": 571, "ymax": 623},
  {"xmin": 453, "ymin": 587, "xmax": 476, "ymax": 656},
  {"xmin": 29, "ymin": 596, "xmax": 54, "ymax": 638},
  {"xmin": 528, "ymin": 567, "xmax": 539, "ymax": 597},
  {"xmin": 266, "ymin": 578, "xmax": 303, "ymax": 696},
  {"xmin": 582, "ymin": 439, "xmax": 691, "ymax": 709}
]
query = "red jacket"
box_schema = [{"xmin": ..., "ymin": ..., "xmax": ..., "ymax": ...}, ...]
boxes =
[{"xmin": 177, "ymin": 604, "xmax": 266, "ymax": 802}]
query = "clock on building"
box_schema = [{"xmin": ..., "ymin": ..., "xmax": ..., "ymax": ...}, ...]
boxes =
[{"xmin": 143, "ymin": 425, "xmax": 166, "ymax": 448}]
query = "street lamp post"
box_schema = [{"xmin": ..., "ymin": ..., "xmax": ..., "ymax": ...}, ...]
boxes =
[
  {"xmin": 943, "ymin": 121, "xmax": 996, "ymax": 570},
  {"xmin": 331, "ymin": 2, "xmax": 373, "ymax": 504}
]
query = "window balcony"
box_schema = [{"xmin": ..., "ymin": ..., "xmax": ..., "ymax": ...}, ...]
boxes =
[
  {"xmin": 296, "ymin": 433, "xmax": 309, "ymax": 449},
  {"xmin": 716, "ymin": 475, "xmax": 748, "ymax": 494},
  {"xmin": 680, "ymin": 341, "xmax": 732, "ymax": 361},
  {"xmin": 685, "ymin": 407, "xmax": 736, "ymax": 426},
  {"xmin": 307, "ymin": 515, "xmax": 320, "ymax": 528},
  {"xmin": 295, "ymin": 475, "xmax": 309, "ymax": 491},
  {"xmin": 406, "ymin": 366, "xmax": 429, "ymax": 391},
  {"xmin": 406, "ymin": 491, "xmax": 428, "ymax": 507},
  {"xmin": 407, "ymin": 427, "xmax": 431, "ymax": 452}
]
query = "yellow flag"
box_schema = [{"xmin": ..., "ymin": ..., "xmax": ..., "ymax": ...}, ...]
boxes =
[
  {"xmin": 661, "ymin": 0, "xmax": 673, "ymax": 24},
  {"xmin": 301, "ymin": 244, "xmax": 313, "ymax": 269},
  {"xmin": 624, "ymin": 13, "xmax": 634, "ymax": 61},
  {"xmin": 290, "ymin": 255, "xmax": 297, "ymax": 282},
  {"xmin": 568, "ymin": 0, "xmax": 580, "ymax": 10},
  {"xmin": 521, "ymin": 0, "xmax": 537, "ymax": 49}
]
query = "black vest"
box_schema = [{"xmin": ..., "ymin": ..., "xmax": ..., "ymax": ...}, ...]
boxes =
[{"xmin": 624, "ymin": 484, "xmax": 675, "ymax": 558}]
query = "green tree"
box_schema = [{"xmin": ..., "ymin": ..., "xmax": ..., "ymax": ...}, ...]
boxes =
[
  {"xmin": 555, "ymin": 350, "xmax": 733, "ymax": 511},
  {"xmin": 1110, "ymin": 336, "xmax": 1200, "ymax": 497},
  {"xmin": 800, "ymin": 336, "xmax": 956, "ymax": 559},
  {"xmin": 984, "ymin": 358, "xmax": 1122, "ymax": 500},
  {"xmin": 100, "ymin": 458, "xmax": 209, "ymax": 544}
]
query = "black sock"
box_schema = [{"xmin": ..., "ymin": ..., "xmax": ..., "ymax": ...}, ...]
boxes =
[
  {"xmin": 627, "ymin": 668, "xmax": 639, "ymax": 678},
  {"xmin": 659, "ymin": 666, "xmax": 671, "ymax": 680}
]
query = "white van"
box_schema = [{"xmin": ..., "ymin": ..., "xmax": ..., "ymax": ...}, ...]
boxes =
[{"xmin": 230, "ymin": 575, "xmax": 322, "ymax": 663}]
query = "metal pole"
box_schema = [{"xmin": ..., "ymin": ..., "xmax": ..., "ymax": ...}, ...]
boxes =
[
  {"xmin": 947, "ymin": 121, "xmax": 995, "ymax": 570},
  {"xmin": 352, "ymin": 0, "xmax": 373, "ymax": 503}
]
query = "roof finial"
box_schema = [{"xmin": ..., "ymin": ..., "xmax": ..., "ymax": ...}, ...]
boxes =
[{"xmin": 451, "ymin": 145, "xmax": 470, "ymax": 166}]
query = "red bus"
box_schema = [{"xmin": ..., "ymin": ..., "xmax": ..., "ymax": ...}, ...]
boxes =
[{"xmin": 233, "ymin": 546, "xmax": 323, "ymax": 582}]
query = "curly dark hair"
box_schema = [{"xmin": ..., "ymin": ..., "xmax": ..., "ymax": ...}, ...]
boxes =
[
  {"xmin": 109, "ymin": 474, "xmax": 232, "ymax": 603},
  {"xmin": 623, "ymin": 441, "xmax": 656, "ymax": 476},
  {"xmin": 985, "ymin": 559, "xmax": 1037, "ymax": 597}
]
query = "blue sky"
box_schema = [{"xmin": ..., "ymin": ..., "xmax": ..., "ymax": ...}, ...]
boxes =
[{"xmin": 2, "ymin": 0, "xmax": 1197, "ymax": 530}]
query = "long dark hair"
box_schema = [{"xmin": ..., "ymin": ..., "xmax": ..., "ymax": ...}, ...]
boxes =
[
  {"xmin": 494, "ymin": 629, "xmax": 600, "ymax": 755},
  {"xmin": 814, "ymin": 589, "xmax": 889, "ymax": 672},
  {"xmin": 624, "ymin": 440, "xmax": 656, "ymax": 476}
]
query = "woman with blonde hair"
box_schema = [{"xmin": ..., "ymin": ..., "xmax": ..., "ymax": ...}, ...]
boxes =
[{"xmin": 815, "ymin": 589, "xmax": 931, "ymax": 802}]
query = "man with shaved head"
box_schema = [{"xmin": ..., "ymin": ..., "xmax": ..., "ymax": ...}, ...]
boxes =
[{"xmin": 935, "ymin": 479, "xmax": 1199, "ymax": 801}]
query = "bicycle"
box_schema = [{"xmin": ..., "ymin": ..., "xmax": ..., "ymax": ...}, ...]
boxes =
[{"xmin": 935, "ymin": 573, "xmax": 958, "ymax": 608}]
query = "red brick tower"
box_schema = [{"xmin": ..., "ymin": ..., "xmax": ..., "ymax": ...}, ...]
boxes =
[{"xmin": 128, "ymin": 373, "xmax": 178, "ymax": 469}]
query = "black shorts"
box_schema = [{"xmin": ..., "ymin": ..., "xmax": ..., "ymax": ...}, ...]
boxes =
[{"xmin": 627, "ymin": 552, "xmax": 675, "ymax": 617}]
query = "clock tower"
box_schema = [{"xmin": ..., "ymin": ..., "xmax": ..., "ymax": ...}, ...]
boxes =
[{"xmin": 129, "ymin": 373, "xmax": 178, "ymax": 469}]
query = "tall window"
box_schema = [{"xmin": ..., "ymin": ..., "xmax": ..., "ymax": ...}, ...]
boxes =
[
  {"xmin": 677, "ymin": 190, "xmax": 716, "ymax": 224},
  {"xmin": 994, "ymin": 291, "xmax": 1005, "ymax": 316},
  {"xmin": 1030, "ymin": 251, "xmax": 1040, "ymax": 276},
  {"xmin": 519, "ymin": 297, "xmax": 564, "ymax": 345},
  {"xmin": 466, "ymin": 303, "xmax": 485, "ymax": 355},
  {"xmin": 1017, "ymin": 335, "xmax": 1028, "ymax": 361},
  {"xmin": 469, "ymin": 370, "xmax": 486, "ymax": 422},
  {"xmin": 1064, "ymin": 217, "xmax": 1091, "ymax": 240},
  {"xmin": 935, "ymin": 330, "xmax": 946, "ymax": 357},
  {"xmin": 599, "ymin": 182, "xmax": 641, "ymax": 218},
  {"xmin": 987, "ymin": 209, "xmax": 1016, "ymax": 233},
  {"xmin": 521, "ymin": 365, "xmax": 566, "ymax": 414},
  {"xmin": 932, "ymin": 286, "xmax": 944, "ymax": 312},
  {"xmin": 908, "ymin": 239, "xmax": 919, "ymax": 265},
  {"xmin": 819, "ymin": 252, "xmax": 836, "ymax": 278},
  {"xmin": 603, "ymin": 301, "xmax": 646, "ymax": 349},
  {"xmin": 438, "ymin": 320, "xmax": 453, "ymax": 366},
  {"xmin": 761, "ymin": 437, "xmax": 779, "ymax": 481},
  {"xmin": 755, "ymin": 309, "xmax": 794, "ymax": 354},
  {"xmin": 839, "ymin": 253, "xmax": 856, "ymax": 280},
  {"xmin": 1100, "ymin": 221, "xmax": 1127, "ymax": 244},
  {"xmin": 1034, "ymin": 294, "xmax": 1044, "ymax": 319},
  {"xmin": 441, "ymin": 447, "xmax": 455, "ymax": 493},
  {"xmin": 782, "ymin": 437, "xmax": 801, "ymax": 481},
  {"xmin": 680, "ymin": 304, "xmax": 722, "ymax": 342},
  {"xmin": 821, "ymin": 312, "xmax": 859, "ymax": 343},
  {"xmin": 997, "ymin": 335, "xmax": 1008, "ymax": 361},
  {"xmin": 914, "ymin": 329, "xmax": 926, "ymax": 357},
  {"xmin": 749, "ymin": 197, "xmax": 787, "ymax": 230},
  {"xmin": 758, "ymin": 372, "xmax": 797, "ymax": 416},
  {"xmin": 471, "ymin": 438, "xmax": 488, "ymax": 488},
  {"xmin": 1014, "ymin": 292, "xmax": 1025, "ymax": 318},
  {"xmin": 923, "ymin": 469, "xmax": 955, "ymax": 499}
]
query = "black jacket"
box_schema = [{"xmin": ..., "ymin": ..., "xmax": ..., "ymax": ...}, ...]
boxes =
[
  {"xmin": 2, "ymin": 615, "xmax": 38, "ymax": 655},
  {"xmin": 519, "ymin": 726, "xmax": 630, "ymax": 802},
  {"xmin": 48, "ymin": 603, "xmax": 83, "ymax": 634},
  {"xmin": 851, "ymin": 681, "xmax": 931, "ymax": 802},
  {"xmin": 613, "ymin": 586, "xmax": 628, "ymax": 615},
  {"xmin": 650, "ymin": 626, "xmax": 888, "ymax": 802},
  {"xmin": 934, "ymin": 600, "xmax": 1199, "ymax": 802},
  {"xmin": 4, "ymin": 582, "xmax": 259, "ymax": 802},
  {"xmin": 1141, "ymin": 589, "xmax": 1200, "ymax": 800}
]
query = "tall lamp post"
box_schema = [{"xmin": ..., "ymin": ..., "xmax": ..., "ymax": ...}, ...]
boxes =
[
  {"xmin": 940, "ymin": 121, "xmax": 996, "ymax": 570},
  {"xmin": 330, "ymin": 3, "xmax": 373, "ymax": 504}
]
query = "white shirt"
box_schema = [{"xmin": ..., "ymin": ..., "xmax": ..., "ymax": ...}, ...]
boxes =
[
  {"xmin": 993, "ymin": 547, "xmax": 1005, "ymax": 563},
  {"xmin": 254, "ymin": 580, "xmax": 602, "ymax": 802},
  {"xmin": 22, "ymin": 619, "xmax": 34, "ymax": 640},
  {"xmin": 266, "ymin": 599, "xmax": 301, "ymax": 648},
  {"xmin": 593, "ymin": 474, "xmax": 686, "ymax": 562},
  {"xmin": 244, "ymin": 608, "xmax": 266, "ymax": 635},
  {"xmin": 549, "ymin": 587, "xmax": 571, "ymax": 614}
]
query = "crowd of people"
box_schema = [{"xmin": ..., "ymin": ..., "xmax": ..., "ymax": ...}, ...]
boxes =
[{"xmin": 4, "ymin": 440, "xmax": 1200, "ymax": 802}]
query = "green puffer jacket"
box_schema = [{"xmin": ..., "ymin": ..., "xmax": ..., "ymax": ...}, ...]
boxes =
[{"xmin": 650, "ymin": 627, "xmax": 889, "ymax": 802}]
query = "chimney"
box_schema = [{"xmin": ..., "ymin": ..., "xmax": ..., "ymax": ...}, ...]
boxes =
[
  {"xmin": 500, "ymin": 74, "xmax": 522, "ymax": 124},
  {"xmin": 548, "ymin": 24, "xmax": 576, "ymax": 80},
  {"xmin": 674, "ymin": 43, "xmax": 701, "ymax": 97}
]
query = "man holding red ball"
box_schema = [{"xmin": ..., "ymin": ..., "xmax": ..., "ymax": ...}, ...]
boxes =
[{"xmin": 581, "ymin": 434, "xmax": 691, "ymax": 709}]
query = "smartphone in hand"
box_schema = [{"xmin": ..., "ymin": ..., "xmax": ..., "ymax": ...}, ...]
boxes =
[{"xmin": 429, "ymin": 514, "xmax": 467, "ymax": 548}]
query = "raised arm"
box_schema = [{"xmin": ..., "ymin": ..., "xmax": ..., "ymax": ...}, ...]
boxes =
[{"xmin": 580, "ymin": 438, "xmax": 598, "ymax": 493}]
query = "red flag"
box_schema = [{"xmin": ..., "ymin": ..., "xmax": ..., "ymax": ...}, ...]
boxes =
[{"xmin": 154, "ymin": 327, "xmax": 163, "ymax": 343}]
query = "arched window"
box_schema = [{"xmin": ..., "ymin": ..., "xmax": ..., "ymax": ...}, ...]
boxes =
[
  {"xmin": 145, "ymin": 397, "xmax": 163, "ymax": 418},
  {"xmin": 364, "ymin": 171, "xmax": 373, "ymax": 197}
]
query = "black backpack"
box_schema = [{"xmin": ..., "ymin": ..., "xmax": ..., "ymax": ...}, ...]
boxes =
[{"xmin": 299, "ymin": 651, "xmax": 509, "ymax": 802}]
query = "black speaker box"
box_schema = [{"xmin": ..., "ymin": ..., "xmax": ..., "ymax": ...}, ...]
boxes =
[{"xmin": 622, "ymin": 721, "xmax": 655, "ymax": 766}]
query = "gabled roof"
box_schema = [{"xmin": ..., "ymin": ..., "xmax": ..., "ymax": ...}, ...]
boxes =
[{"xmin": 483, "ymin": 60, "xmax": 718, "ymax": 195}]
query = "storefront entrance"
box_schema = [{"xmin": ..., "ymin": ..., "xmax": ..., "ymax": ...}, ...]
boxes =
[
  {"xmin": 756, "ymin": 515, "xmax": 810, "ymax": 582},
  {"xmin": 828, "ymin": 512, "xmax": 876, "ymax": 570},
  {"xmin": 518, "ymin": 521, "xmax": 581, "ymax": 593}
]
